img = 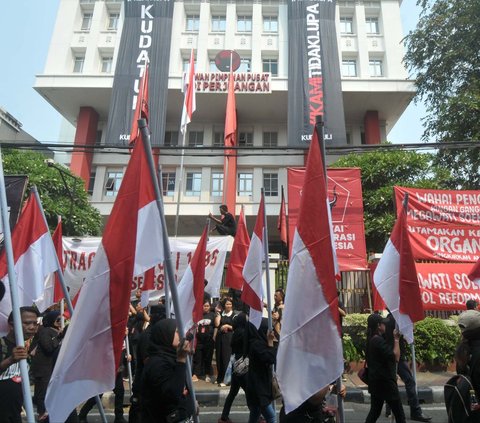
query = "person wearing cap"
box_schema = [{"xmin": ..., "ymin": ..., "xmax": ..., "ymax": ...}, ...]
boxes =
[
  {"xmin": 456, "ymin": 309, "xmax": 480, "ymax": 394},
  {"xmin": 365, "ymin": 313, "xmax": 406, "ymax": 423}
]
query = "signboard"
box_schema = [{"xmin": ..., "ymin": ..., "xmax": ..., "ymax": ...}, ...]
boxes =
[
  {"xmin": 287, "ymin": 168, "xmax": 368, "ymax": 270},
  {"xmin": 194, "ymin": 73, "xmax": 271, "ymax": 93},
  {"xmin": 395, "ymin": 187, "xmax": 480, "ymax": 262}
]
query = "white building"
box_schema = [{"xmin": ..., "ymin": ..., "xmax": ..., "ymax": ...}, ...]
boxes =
[{"xmin": 35, "ymin": 0, "xmax": 414, "ymax": 247}]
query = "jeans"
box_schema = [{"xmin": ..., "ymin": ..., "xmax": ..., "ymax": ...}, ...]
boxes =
[{"xmin": 248, "ymin": 403, "xmax": 276, "ymax": 423}]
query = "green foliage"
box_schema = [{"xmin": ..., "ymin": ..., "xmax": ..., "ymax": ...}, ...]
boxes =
[
  {"xmin": 343, "ymin": 313, "xmax": 368, "ymax": 360},
  {"xmin": 2, "ymin": 149, "xmax": 102, "ymax": 236},
  {"xmin": 403, "ymin": 0, "xmax": 480, "ymax": 189},
  {"xmin": 342, "ymin": 334, "xmax": 362, "ymax": 363}
]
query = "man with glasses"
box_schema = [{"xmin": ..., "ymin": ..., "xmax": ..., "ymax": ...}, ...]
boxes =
[{"xmin": 0, "ymin": 306, "xmax": 39, "ymax": 423}]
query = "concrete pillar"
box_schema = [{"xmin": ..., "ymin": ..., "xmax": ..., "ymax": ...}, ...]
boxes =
[{"xmin": 364, "ymin": 110, "xmax": 381, "ymax": 145}]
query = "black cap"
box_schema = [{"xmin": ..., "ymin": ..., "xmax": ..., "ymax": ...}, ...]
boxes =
[{"xmin": 367, "ymin": 313, "xmax": 389, "ymax": 329}]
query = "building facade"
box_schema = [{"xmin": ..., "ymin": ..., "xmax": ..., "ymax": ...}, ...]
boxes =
[{"xmin": 35, "ymin": 0, "xmax": 414, "ymax": 245}]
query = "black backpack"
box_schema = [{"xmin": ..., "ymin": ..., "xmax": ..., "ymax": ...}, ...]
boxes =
[{"xmin": 444, "ymin": 374, "xmax": 480, "ymax": 423}]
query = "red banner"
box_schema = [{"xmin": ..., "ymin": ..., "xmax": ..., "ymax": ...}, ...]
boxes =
[
  {"xmin": 417, "ymin": 263, "xmax": 478, "ymax": 310},
  {"xmin": 287, "ymin": 168, "xmax": 368, "ymax": 271},
  {"xmin": 395, "ymin": 187, "xmax": 480, "ymax": 262}
]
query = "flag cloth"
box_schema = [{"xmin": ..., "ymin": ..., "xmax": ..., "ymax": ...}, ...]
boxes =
[
  {"xmin": 226, "ymin": 208, "xmax": 250, "ymax": 290},
  {"xmin": 241, "ymin": 195, "xmax": 265, "ymax": 329},
  {"xmin": 177, "ymin": 224, "xmax": 208, "ymax": 334},
  {"xmin": 276, "ymin": 127, "xmax": 343, "ymax": 414},
  {"xmin": 46, "ymin": 132, "xmax": 164, "ymax": 422},
  {"xmin": 469, "ymin": 258, "xmax": 480, "ymax": 285},
  {"xmin": 0, "ymin": 192, "xmax": 59, "ymax": 334},
  {"xmin": 129, "ymin": 64, "xmax": 149, "ymax": 145},
  {"xmin": 180, "ymin": 49, "xmax": 196, "ymax": 135},
  {"xmin": 224, "ymin": 70, "xmax": 237, "ymax": 147},
  {"xmin": 277, "ymin": 186, "xmax": 287, "ymax": 245},
  {"xmin": 373, "ymin": 207, "xmax": 424, "ymax": 344}
]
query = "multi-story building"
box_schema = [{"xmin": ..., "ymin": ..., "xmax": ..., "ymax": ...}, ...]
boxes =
[{"xmin": 35, "ymin": 0, "xmax": 414, "ymax": 248}]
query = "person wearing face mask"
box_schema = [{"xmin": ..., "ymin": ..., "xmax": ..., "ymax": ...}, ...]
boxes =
[
  {"xmin": 214, "ymin": 297, "xmax": 235, "ymax": 387},
  {"xmin": 192, "ymin": 299, "xmax": 215, "ymax": 383}
]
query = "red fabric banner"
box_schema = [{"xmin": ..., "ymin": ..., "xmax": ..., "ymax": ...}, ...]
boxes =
[
  {"xmin": 394, "ymin": 187, "xmax": 480, "ymax": 262},
  {"xmin": 287, "ymin": 168, "xmax": 368, "ymax": 271}
]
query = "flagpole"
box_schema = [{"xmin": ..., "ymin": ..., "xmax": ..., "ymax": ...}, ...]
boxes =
[
  {"xmin": 0, "ymin": 149, "xmax": 36, "ymax": 423},
  {"xmin": 261, "ymin": 189, "xmax": 273, "ymax": 332},
  {"xmin": 158, "ymin": 167, "xmax": 171, "ymax": 318},
  {"xmin": 222, "ymin": 51, "xmax": 234, "ymax": 206},
  {"xmin": 139, "ymin": 119, "xmax": 199, "ymax": 423},
  {"xmin": 32, "ymin": 187, "xmax": 108, "ymax": 423},
  {"xmin": 174, "ymin": 130, "xmax": 187, "ymax": 237}
]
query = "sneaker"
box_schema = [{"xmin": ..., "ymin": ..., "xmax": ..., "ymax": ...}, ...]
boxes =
[
  {"xmin": 219, "ymin": 382, "xmax": 227, "ymax": 387},
  {"xmin": 205, "ymin": 375, "xmax": 211, "ymax": 383},
  {"xmin": 192, "ymin": 375, "xmax": 199, "ymax": 382}
]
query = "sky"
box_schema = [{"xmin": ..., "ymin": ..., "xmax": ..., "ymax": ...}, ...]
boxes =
[{"xmin": 0, "ymin": 0, "xmax": 425, "ymax": 145}]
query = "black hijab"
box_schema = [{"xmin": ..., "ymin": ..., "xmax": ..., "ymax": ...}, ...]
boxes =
[
  {"xmin": 148, "ymin": 318, "xmax": 178, "ymax": 359},
  {"xmin": 42, "ymin": 311, "xmax": 60, "ymax": 328}
]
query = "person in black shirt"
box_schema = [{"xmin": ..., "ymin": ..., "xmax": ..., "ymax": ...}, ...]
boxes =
[
  {"xmin": 209, "ymin": 205, "xmax": 236, "ymax": 236},
  {"xmin": 193, "ymin": 300, "xmax": 215, "ymax": 383}
]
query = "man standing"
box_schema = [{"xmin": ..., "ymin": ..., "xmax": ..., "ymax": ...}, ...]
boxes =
[
  {"xmin": 0, "ymin": 306, "xmax": 39, "ymax": 423},
  {"xmin": 209, "ymin": 205, "xmax": 236, "ymax": 236}
]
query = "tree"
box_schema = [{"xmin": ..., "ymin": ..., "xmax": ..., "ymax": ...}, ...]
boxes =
[
  {"xmin": 331, "ymin": 148, "xmax": 453, "ymax": 252},
  {"xmin": 2, "ymin": 149, "xmax": 102, "ymax": 236},
  {"xmin": 403, "ymin": 0, "xmax": 480, "ymax": 189}
]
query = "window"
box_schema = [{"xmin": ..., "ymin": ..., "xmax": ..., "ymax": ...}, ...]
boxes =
[
  {"xmin": 101, "ymin": 57, "xmax": 113, "ymax": 73},
  {"xmin": 188, "ymin": 131, "xmax": 204, "ymax": 147},
  {"xmin": 339, "ymin": 17, "xmax": 353, "ymax": 34},
  {"xmin": 211, "ymin": 15, "xmax": 226, "ymax": 32},
  {"xmin": 366, "ymin": 17, "xmax": 379, "ymax": 34},
  {"xmin": 213, "ymin": 131, "xmax": 224, "ymax": 147},
  {"xmin": 263, "ymin": 16, "xmax": 278, "ymax": 33},
  {"xmin": 263, "ymin": 173, "xmax": 278, "ymax": 197},
  {"xmin": 262, "ymin": 59, "xmax": 278, "ymax": 76},
  {"xmin": 108, "ymin": 13, "xmax": 119, "ymax": 30},
  {"xmin": 186, "ymin": 172, "xmax": 201, "ymax": 196},
  {"xmin": 164, "ymin": 131, "xmax": 179, "ymax": 146},
  {"xmin": 238, "ymin": 132, "xmax": 253, "ymax": 147},
  {"xmin": 81, "ymin": 12, "xmax": 92, "ymax": 30},
  {"xmin": 238, "ymin": 58, "xmax": 251, "ymax": 73},
  {"xmin": 73, "ymin": 56, "xmax": 85, "ymax": 73},
  {"xmin": 88, "ymin": 169, "xmax": 96, "ymax": 195},
  {"xmin": 263, "ymin": 132, "xmax": 278, "ymax": 147},
  {"xmin": 104, "ymin": 170, "xmax": 123, "ymax": 197},
  {"xmin": 209, "ymin": 60, "xmax": 218, "ymax": 72},
  {"xmin": 211, "ymin": 172, "xmax": 223, "ymax": 197},
  {"xmin": 162, "ymin": 172, "xmax": 176, "ymax": 196},
  {"xmin": 237, "ymin": 173, "xmax": 253, "ymax": 196},
  {"xmin": 186, "ymin": 15, "xmax": 200, "ymax": 32},
  {"xmin": 342, "ymin": 59, "xmax": 357, "ymax": 77},
  {"xmin": 237, "ymin": 15, "xmax": 252, "ymax": 33},
  {"xmin": 183, "ymin": 59, "xmax": 197, "ymax": 73},
  {"xmin": 369, "ymin": 59, "xmax": 383, "ymax": 77}
]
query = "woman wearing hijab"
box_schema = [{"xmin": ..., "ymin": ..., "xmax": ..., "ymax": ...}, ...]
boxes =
[
  {"xmin": 140, "ymin": 319, "xmax": 194, "ymax": 423},
  {"xmin": 245, "ymin": 318, "xmax": 277, "ymax": 423}
]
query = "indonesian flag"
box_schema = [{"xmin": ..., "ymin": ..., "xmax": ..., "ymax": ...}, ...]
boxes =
[
  {"xmin": 226, "ymin": 208, "xmax": 250, "ymax": 290},
  {"xmin": 140, "ymin": 267, "xmax": 155, "ymax": 308},
  {"xmin": 276, "ymin": 127, "xmax": 343, "ymax": 414},
  {"xmin": 241, "ymin": 195, "xmax": 266, "ymax": 329},
  {"xmin": 0, "ymin": 191, "xmax": 59, "ymax": 334},
  {"xmin": 180, "ymin": 49, "xmax": 196, "ymax": 134},
  {"xmin": 469, "ymin": 259, "xmax": 480, "ymax": 285},
  {"xmin": 277, "ymin": 186, "xmax": 287, "ymax": 245},
  {"xmin": 224, "ymin": 70, "xmax": 236, "ymax": 148},
  {"xmin": 46, "ymin": 132, "xmax": 164, "ymax": 422},
  {"xmin": 129, "ymin": 64, "xmax": 149, "ymax": 145},
  {"xmin": 177, "ymin": 224, "xmax": 208, "ymax": 334},
  {"xmin": 373, "ymin": 206, "xmax": 424, "ymax": 344}
]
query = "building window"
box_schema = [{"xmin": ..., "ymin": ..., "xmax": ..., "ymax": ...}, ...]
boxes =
[
  {"xmin": 108, "ymin": 13, "xmax": 119, "ymax": 30},
  {"xmin": 209, "ymin": 60, "xmax": 218, "ymax": 72},
  {"xmin": 342, "ymin": 59, "xmax": 357, "ymax": 77},
  {"xmin": 104, "ymin": 170, "xmax": 123, "ymax": 197},
  {"xmin": 339, "ymin": 17, "xmax": 353, "ymax": 34},
  {"xmin": 186, "ymin": 172, "xmax": 201, "ymax": 196},
  {"xmin": 183, "ymin": 59, "xmax": 197, "ymax": 73},
  {"xmin": 211, "ymin": 172, "xmax": 223, "ymax": 197},
  {"xmin": 238, "ymin": 173, "xmax": 253, "ymax": 196},
  {"xmin": 188, "ymin": 131, "xmax": 204, "ymax": 147},
  {"xmin": 73, "ymin": 56, "xmax": 85, "ymax": 73},
  {"xmin": 88, "ymin": 169, "xmax": 96, "ymax": 195},
  {"xmin": 237, "ymin": 15, "xmax": 252, "ymax": 33},
  {"xmin": 164, "ymin": 131, "xmax": 179, "ymax": 146},
  {"xmin": 369, "ymin": 59, "xmax": 383, "ymax": 77},
  {"xmin": 263, "ymin": 173, "xmax": 278, "ymax": 197},
  {"xmin": 263, "ymin": 132, "xmax": 278, "ymax": 147},
  {"xmin": 211, "ymin": 15, "xmax": 226, "ymax": 32},
  {"xmin": 81, "ymin": 12, "xmax": 93, "ymax": 31},
  {"xmin": 101, "ymin": 57, "xmax": 113, "ymax": 73},
  {"xmin": 238, "ymin": 132, "xmax": 253, "ymax": 147},
  {"xmin": 366, "ymin": 17, "xmax": 379, "ymax": 34},
  {"xmin": 186, "ymin": 15, "xmax": 200, "ymax": 32},
  {"xmin": 238, "ymin": 58, "xmax": 251, "ymax": 73},
  {"xmin": 162, "ymin": 172, "xmax": 176, "ymax": 196},
  {"xmin": 262, "ymin": 59, "xmax": 278, "ymax": 76},
  {"xmin": 263, "ymin": 16, "xmax": 278, "ymax": 33},
  {"xmin": 213, "ymin": 131, "xmax": 224, "ymax": 147}
]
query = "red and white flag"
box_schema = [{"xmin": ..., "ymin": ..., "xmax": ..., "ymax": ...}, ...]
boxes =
[
  {"xmin": 241, "ymin": 195, "xmax": 266, "ymax": 329},
  {"xmin": 177, "ymin": 224, "xmax": 208, "ymax": 334},
  {"xmin": 276, "ymin": 127, "xmax": 343, "ymax": 414},
  {"xmin": 226, "ymin": 208, "xmax": 250, "ymax": 290},
  {"xmin": 277, "ymin": 186, "xmax": 287, "ymax": 245},
  {"xmin": 46, "ymin": 132, "xmax": 164, "ymax": 422},
  {"xmin": 468, "ymin": 259, "xmax": 480, "ymax": 285},
  {"xmin": 180, "ymin": 49, "xmax": 196, "ymax": 134},
  {"xmin": 373, "ymin": 206, "xmax": 424, "ymax": 344},
  {"xmin": 129, "ymin": 64, "xmax": 149, "ymax": 145},
  {"xmin": 0, "ymin": 192, "xmax": 59, "ymax": 334}
]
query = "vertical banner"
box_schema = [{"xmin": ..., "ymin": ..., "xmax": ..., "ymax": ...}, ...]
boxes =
[
  {"xmin": 104, "ymin": 0, "xmax": 174, "ymax": 146},
  {"xmin": 287, "ymin": 0, "xmax": 347, "ymax": 146}
]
